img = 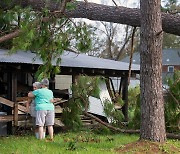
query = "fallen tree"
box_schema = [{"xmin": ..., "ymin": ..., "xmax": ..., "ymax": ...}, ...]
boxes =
[
  {"xmin": 84, "ymin": 111, "xmax": 180, "ymax": 140},
  {"xmin": 0, "ymin": 0, "xmax": 180, "ymax": 36},
  {"xmin": 61, "ymin": 76, "xmax": 180, "ymax": 140}
]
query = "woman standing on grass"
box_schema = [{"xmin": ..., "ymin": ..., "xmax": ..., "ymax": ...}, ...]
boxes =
[
  {"xmin": 26, "ymin": 82, "xmax": 43, "ymax": 138},
  {"xmin": 28, "ymin": 78, "xmax": 55, "ymax": 140}
]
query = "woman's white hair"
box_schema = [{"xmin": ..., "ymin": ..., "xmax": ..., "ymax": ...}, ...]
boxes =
[
  {"xmin": 41, "ymin": 78, "xmax": 49, "ymax": 86},
  {"xmin": 32, "ymin": 82, "xmax": 41, "ymax": 89}
]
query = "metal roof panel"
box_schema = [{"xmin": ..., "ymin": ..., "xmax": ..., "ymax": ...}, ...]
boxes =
[{"xmin": 0, "ymin": 49, "xmax": 140, "ymax": 71}]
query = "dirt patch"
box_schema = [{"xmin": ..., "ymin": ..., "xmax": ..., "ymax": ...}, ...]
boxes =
[{"xmin": 115, "ymin": 140, "xmax": 180, "ymax": 154}]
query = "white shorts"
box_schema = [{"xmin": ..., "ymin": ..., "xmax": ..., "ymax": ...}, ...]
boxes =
[{"xmin": 36, "ymin": 110, "xmax": 55, "ymax": 126}]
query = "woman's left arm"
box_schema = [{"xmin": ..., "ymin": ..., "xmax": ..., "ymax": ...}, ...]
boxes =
[{"xmin": 28, "ymin": 91, "xmax": 35, "ymax": 98}]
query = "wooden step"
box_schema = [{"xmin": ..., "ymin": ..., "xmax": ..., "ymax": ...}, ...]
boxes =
[
  {"xmin": 0, "ymin": 114, "xmax": 30, "ymax": 122},
  {"xmin": 54, "ymin": 99, "xmax": 68, "ymax": 106}
]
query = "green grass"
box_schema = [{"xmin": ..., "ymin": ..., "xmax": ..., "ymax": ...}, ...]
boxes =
[
  {"xmin": 0, "ymin": 131, "xmax": 138, "ymax": 154},
  {"xmin": 0, "ymin": 131, "xmax": 179, "ymax": 154}
]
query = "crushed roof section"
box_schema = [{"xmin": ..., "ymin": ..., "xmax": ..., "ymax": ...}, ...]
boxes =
[{"xmin": 0, "ymin": 49, "xmax": 140, "ymax": 71}]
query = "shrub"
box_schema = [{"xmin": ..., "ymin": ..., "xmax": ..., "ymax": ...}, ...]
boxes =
[
  {"xmin": 103, "ymin": 99, "xmax": 124, "ymax": 127},
  {"xmin": 62, "ymin": 76, "xmax": 101, "ymax": 130},
  {"xmin": 164, "ymin": 70, "xmax": 180, "ymax": 133}
]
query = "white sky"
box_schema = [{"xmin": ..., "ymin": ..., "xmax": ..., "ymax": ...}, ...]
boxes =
[
  {"xmin": 79, "ymin": 0, "xmax": 139, "ymax": 8},
  {"xmin": 79, "ymin": 0, "xmax": 180, "ymax": 7}
]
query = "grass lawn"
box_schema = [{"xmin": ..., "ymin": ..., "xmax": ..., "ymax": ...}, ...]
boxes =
[{"xmin": 0, "ymin": 131, "xmax": 179, "ymax": 154}]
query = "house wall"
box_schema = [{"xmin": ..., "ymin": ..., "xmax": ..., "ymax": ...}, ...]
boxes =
[
  {"xmin": 162, "ymin": 65, "xmax": 180, "ymax": 73},
  {"xmin": 162, "ymin": 65, "xmax": 180, "ymax": 83},
  {"xmin": 55, "ymin": 75, "xmax": 72, "ymax": 90},
  {"xmin": 162, "ymin": 65, "xmax": 180, "ymax": 72}
]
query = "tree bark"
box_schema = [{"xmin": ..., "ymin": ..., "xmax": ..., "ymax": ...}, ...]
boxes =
[
  {"xmin": 140, "ymin": 0, "xmax": 166, "ymax": 142},
  {"xmin": 0, "ymin": 1, "xmax": 180, "ymax": 36},
  {"xmin": 0, "ymin": 30, "xmax": 20, "ymax": 43}
]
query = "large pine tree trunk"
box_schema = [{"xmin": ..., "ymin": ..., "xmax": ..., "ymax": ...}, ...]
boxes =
[{"xmin": 140, "ymin": 0, "xmax": 166, "ymax": 142}]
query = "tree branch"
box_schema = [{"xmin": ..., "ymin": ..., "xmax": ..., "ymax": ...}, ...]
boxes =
[
  {"xmin": 84, "ymin": 112, "xmax": 139, "ymax": 133},
  {"xmin": 162, "ymin": 86, "xmax": 180, "ymax": 105},
  {"xmin": 0, "ymin": 30, "xmax": 20, "ymax": 43},
  {"xmin": 54, "ymin": 0, "xmax": 70, "ymax": 14},
  {"xmin": 84, "ymin": 112, "xmax": 180, "ymax": 139},
  {"xmin": 128, "ymin": 27, "xmax": 136, "ymax": 85},
  {"xmin": 0, "ymin": 0, "xmax": 180, "ymax": 44},
  {"xmin": 112, "ymin": 0, "xmax": 118, "ymax": 6},
  {"xmin": 65, "ymin": 2, "xmax": 180, "ymax": 36},
  {"xmin": 115, "ymin": 26, "xmax": 132, "ymax": 61},
  {"xmin": 0, "ymin": 14, "xmax": 63, "ymax": 44}
]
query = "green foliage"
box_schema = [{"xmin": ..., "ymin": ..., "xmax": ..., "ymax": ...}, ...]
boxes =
[
  {"xmin": 128, "ymin": 86, "xmax": 140, "ymax": 110},
  {"xmin": 128, "ymin": 94, "xmax": 141, "ymax": 129},
  {"xmin": 127, "ymin": 86, "xmax": 140, "ymax": 128},
  {"xmin": 162, "ymin": 0, "xmax": 179, "ymax": 13},
  {"xmin": 0, "ymin": 132, "xmax": 140, "ymax": 154},
  {"xmin": 163, "ymin": 33, "xmax": 180, "ymax": 49},
  {"xmin": 0, "ymin": 5, "xmax": 24, "ymax": 49},
  {"xmin": 127, "ymin": 72, "xmax": 180, "ymax": 132},
  {"xmin": 93, "ymin": 125, "xmax": 112, "ymax": 135},
  {"xmin": 103, "ymin": 86, "xmax": 140, "ymax": 129},
  {"xmin": 67, "ymin": 141, "xmax": 77, "ymax": 151},
  {"xmin": 164, "ymin": 70, "xmax": 180, "ymax": 133},
  {"xmin": 62, "ymin": 97, "xmax": 83, "ymax": 130},
  {"xmin": 74, "ymin": 23, "xmax": 92, "ymax": 52},
  {"xmin": 0, "ymin": 131, "xmax": 179, "ymax": 153},
  {"xmin": 62, "ymin": 76, "xmax": 101, "ymax": 130},
  {"xmin": 0, "ymin": 3, "xmax": 93, "ymax": 79},
  {"xmin": 73, "ymin": 76, "xmax": 101, "ymax": 99},
  {"xmin": 103, "ymin": 99, "xmax": 124, "ymax": 127},
  {"xmin": 113, "ymin": 92, "xmax": 124, "ymax": 107}
]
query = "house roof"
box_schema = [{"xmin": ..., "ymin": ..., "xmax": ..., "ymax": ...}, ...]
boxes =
[
  {"xmin": 0, "ymin": 49, "xmax": 140, "ymax": 73},
  {"xmin": 121, "ymin": 49, "xmax": 180, "ymax": 66}
]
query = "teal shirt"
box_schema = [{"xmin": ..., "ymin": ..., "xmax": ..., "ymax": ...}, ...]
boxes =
[{"xmin": 32, "ymin": 88, "xmax": 54, "ymax": 111}]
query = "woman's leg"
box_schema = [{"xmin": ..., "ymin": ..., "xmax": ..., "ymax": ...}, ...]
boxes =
[
  {"xmin": 36, "ymin": 111, "xmax": 46, "ymax": 139},
  {"xmin": 46, "ymin": 110, "xmax": 54, "ymax": 140},
  {"xmin": 43, "ymin": 127, "xmax": 46, "ymax": 139},
  {"xmin": 47, "ymin": 125, "xmax": 53, "ymax": 140},
  {"xmin": 39, "ymin": 126, "xmax": 44, "ymax": 139},
  {"xmin": 35, "ymin": 127, "xmax": 39, "ymax": 139}
]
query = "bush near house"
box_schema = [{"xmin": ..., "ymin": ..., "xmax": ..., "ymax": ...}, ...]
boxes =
[
  {"xmin": 128, "ymin": 70, "xmax": 180, "ymax": 133},
  {"xmin": 164, "ymin": 70, "xmax": 180, "ymax": 133},
  {"xmin": 61, "ymin": 73, "xmax": 179, "ymax": 133}
]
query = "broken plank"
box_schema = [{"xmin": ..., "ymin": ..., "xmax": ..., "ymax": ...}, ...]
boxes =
[
  {"xmin": 54, "ymin": 119, "xmax": 64, "ymax": 127},
  {"xmin": 0, "ymin": 115, "xmax": 29, "ymax": 122},
  {"xmin": 0, "ymin": 97, "xmax": 27, "ymax": 113},
  {"xmin": 54, "ymin": 99, "xmax": 68, "ymax": 106}
]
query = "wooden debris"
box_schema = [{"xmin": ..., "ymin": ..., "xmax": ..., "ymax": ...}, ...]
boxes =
[{"xmin": 0, "ymin": 97, "xmax": 27, "ymax": 113}]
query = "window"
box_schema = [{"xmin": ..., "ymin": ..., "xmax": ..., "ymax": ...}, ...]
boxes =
[{"xmin": 168, "ymin": 66, "xmax": 174, "ymax": 72}]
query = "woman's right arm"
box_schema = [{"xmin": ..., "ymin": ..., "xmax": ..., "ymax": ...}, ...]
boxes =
[{"xmin": 28, "ymin": 91, "xmax": 34, "ymax": 97}]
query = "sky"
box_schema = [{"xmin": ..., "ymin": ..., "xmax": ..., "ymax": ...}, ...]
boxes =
[
  {"xmin": 79, "ymin": 0, "xmax": 139, "ymax": 8},
  {"xmin": 79, "ymin": 0, "xmax": 180, "ymax": 7}
]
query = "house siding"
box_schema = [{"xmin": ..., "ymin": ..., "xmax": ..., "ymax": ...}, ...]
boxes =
[{"xmin": 162, "ymin": 65, "xmax": 180, "ymax": 72}]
